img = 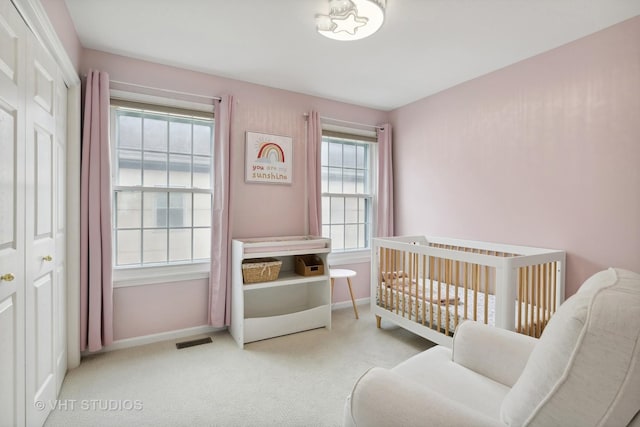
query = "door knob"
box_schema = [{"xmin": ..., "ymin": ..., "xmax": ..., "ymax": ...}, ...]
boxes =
[
  {"xmin": 1, "ymin": 273, "xmax": 15, "ymax": 281},
  {"xmin": 43, "ymin": 255, "xmax": 53, "ymax": 262}
]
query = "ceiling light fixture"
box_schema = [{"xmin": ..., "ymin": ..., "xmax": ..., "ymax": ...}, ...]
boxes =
[{"xmin": 316, "ymin": 0, "xmax": 386, "ymax": 41}]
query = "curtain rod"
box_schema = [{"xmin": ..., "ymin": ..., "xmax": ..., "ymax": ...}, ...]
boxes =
[
  {"xmin": 102, "ymin": 78, "xmax": 222, "ymax": 102},
  {"xmin": 304, "ymin": 113, "xmax": 384, "ymax": 130}
]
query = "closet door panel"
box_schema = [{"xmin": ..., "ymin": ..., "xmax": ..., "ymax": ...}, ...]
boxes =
[
  {"xmin": 25, "ymin": 32, "xmax": 58, "ymax": 427},
  {"xmin": 0, "ymin": 295, "xmax": 19, "ymax": 427},
  {"xmin": 54, "ymin": 77, "xmax": 67, "ymax": 392},
  {"xmin": 0, "ymin": 1, "xmax": 25, "ymax": 426}
]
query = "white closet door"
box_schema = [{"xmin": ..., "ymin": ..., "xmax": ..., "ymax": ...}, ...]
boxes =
[
  {"xmin": 0, "ymin": 1, "xmax": 26, "ymax": 426},
  {"xmin": 53, "ymin": 75, "xmax": 67, "ymax": 393},
  {"xmin": 25, "ymin": 30, "xmax": 59, "ymax": 427}
]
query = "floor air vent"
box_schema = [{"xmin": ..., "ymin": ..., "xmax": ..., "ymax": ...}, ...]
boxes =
[{"xmin": 175, "ymin": 337, "xmax": 213, "ymax": 349}]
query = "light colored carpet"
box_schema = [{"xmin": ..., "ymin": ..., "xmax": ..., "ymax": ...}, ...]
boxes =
[{"xmin": 45, "ymin": 306, "xmax": 434, "ymax": 427}]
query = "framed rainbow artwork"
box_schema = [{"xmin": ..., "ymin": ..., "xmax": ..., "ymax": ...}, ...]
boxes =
[{"xmin": 245, "ymin": 131, "xmax": 293, "ymax": 184}]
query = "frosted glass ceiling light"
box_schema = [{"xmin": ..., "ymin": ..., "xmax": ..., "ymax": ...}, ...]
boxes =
[{"xmin": 316, "ymin": 0, "xmax": 386, "ymax": 41}]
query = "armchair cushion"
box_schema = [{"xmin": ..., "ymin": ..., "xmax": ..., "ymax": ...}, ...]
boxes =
[
  {"xmin": 452, "ymin": 320, "xmax": 538, "ymax": 387},
  {"xmin": 501, "ymin": 268, "xmax": 640, "ymax": 427},
  {"xmin": 391, "ymin": 346, "xmax": 509, "ymax": 419},
  {"xmin": 347, "ymin": 367, "xmax": 502, "ymax": 427}
]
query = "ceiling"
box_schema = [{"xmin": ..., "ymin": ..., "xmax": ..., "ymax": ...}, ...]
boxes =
[{"xmin": 63, "ymin": 0, "xmax": 640, "ymax": 111}]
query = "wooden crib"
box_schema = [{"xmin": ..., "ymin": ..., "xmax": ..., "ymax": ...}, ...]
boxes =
[{"xmin": 372, "ymin": 236, "xmax": 566, "ymax": 347}]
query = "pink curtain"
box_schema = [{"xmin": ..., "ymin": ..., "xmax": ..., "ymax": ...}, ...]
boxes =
[
  {"xmin": 377, "ymin": 124, "xmax": 394, "ymax": 237},
  {"xmin": 80, "ymin": 70, "xmax": 113, "ymax": 352},
  {"xmin": 307, "ymin": 111, "xmax": 322, "ymax": 236},
  {"xmin": 209, "ymin": 95, "xmax": 234, "ymax": 327}
]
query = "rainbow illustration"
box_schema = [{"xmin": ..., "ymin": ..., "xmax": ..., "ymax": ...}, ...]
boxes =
[{"xmin": 256, "ymin": 142, "xmax": 285, "ymax": 163}]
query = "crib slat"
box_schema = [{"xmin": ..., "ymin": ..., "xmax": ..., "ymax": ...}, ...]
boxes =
[
  {"xmin": 517, "ymin": 268, "xmax": 523, "ymax": 334},
  {"xmin": 378, "ymin": 247, "xmax": 382, "ymax": 309},
  {"xmin": 463, "ymin": 261, "xmax": 469, "ymax": 321},
  {"xmin": 552, "ymin": 261, "xmax": 557, "ymax": 315},
  {"xmin": 484, "ymin": 265, "xmax": 489, "ymax": 325},
  {"xmin": 409, "ymin": 252, "xmax": 413, "ymax": 321},
  {"xmin": 454, "ymin": 260, "xmax": 459, "ymax": 331},
  {"xmin": 422, "ymin": 255, "xmax": 426, "ymax": 325},
  {"xmin": 543, "ymin": 263, "xmax": 548, "ymax": 327},
  {"xmin": 429, "ymin": 256, "xmax": 434, "ymax": 329},
  {"xmin": 473, "ymin": 262, "xmax": 478, "ymax": 322},
  {"xmin": 437, "ymin": 257, "xmax": 443, "ymax": 332},
  {"xmin": 535, "ymin": 265, "xmax": 539, "ymax": 336},
  {"xmin": 444, "ymin": 258, "xmax": 450, "ymax": 334},
  {"xmin": 524, "ymin": 266, "xmax": 530, "ymax": 336}
]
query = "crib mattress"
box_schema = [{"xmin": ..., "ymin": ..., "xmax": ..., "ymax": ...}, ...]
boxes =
[{"xmin": 377, "ymin": 279, "xmax": 496, "ymax": 334}]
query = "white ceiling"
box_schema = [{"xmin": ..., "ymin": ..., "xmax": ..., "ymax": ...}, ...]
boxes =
[{"xmin": 63, "ymin": 0, "xmax": 640, "ymax": 111}]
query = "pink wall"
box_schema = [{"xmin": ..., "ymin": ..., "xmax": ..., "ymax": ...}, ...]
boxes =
[
  {"xmin": 113, "ymin": 280, "xmax": 208, "ymax": 340},
  {"xmin": 390, "ymin": 17, "xmax": 640, "ymax": 297},
  {"xmin": 78, "ymin": 49, "xmax": 388, "ymax": 339}
]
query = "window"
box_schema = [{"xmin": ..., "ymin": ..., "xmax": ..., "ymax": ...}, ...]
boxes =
[
  {"xmin": 321, "ymin": 132, "xmax": 375, "ymax": 251},
  {"xmin": 111, "ymin": 103, "xmax": 214, "ymax": 267}
]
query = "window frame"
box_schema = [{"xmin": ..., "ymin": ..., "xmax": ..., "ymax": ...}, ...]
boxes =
[
  {"xmin": 320, "ymin": 129, "xmax": 377, "ymax": 263},
  {"xmin": 109, "ymin": 95, "xmax": 215, "ymax": 285}
]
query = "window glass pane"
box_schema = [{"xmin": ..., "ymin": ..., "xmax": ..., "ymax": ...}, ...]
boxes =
[
  {"xmin": 331, "ymin": 225, "xmax": 344, "ymax": 250},
  {"xmin": 169, "ymin": 229, "xmax": 192, "ymax": 262},
  {"xmin": 169, "ymin": 154, "xmax": 191, "ymax": 187},
  {"xmin": 343, "ymin": 144, "xmax": 356, "ymax": 168},
  {"xmin": 143, "ymin": 117, "xmax": 168, "ymax": 152},
  {"xmin": 193, "ymin": 156, "xmax": 212, "ymax": 189},
  {"xmin": 116, "ymin": 230, "xmax": 140, "ymax": 265},
  {"xmin": 330, "ymin": 197, "xmax": 344, "ymax": 225},
  {"xmin": 356, "ymin": 169, "xmax": 365, "ymax": 193},
  {"xmin": 116, "ymin": 191, "xmax": 141, "ymax": 229},
  {"xmin": 169, "ymin": 192, "xmax": 191, "ymax": 228},
  {"xmin": 358, "ymin": 224, "xmax": 365, "ymax": 248},
  {"xmin": 345, "ymin": 225, "xmax": 358, "ymax": 250},
  {"xmin": 345, "ymin": 197, "xmax": 358, "ymax": 223},
  {"xmin": 193, "ymin": 193, "xmax": 211, "ymax": 227},
  {"xmin": 321, "ymin": 140, "xmax": 328, "ymax": 166},
  {"xmin": 343, "ymin": 168, "xmax": 356, "ymax": 194},
  {"xmin": 193, "ymin": 227, "xmax": 211, "ymax": 259},
  {"xmin": 117, "ymin": 114, "xmax": 141, "ymax": 150},
  {"xmin": 143, "ymin": 152, "xmax": 168, "ymax": 187},
  {"xmin": 321, "ymin": 166, "xmax": 328, "ymax": 193},
  {"xmin": 143, "ymin": 229, "xmax": 167, "ymax": 263},
  {"xmin": 356, "ymin": 145, "xmax": 365, "ymax": 169},
  {"xmin": 328, "ymin": 167, "xmax": 342, "ymax": 193},
  {"xmin": 193, "ymin": 124, "xmax": 212, "ymax": 156},
  {"xmin": 321, "ymin": 196, "xmax": 330, "ymax": 225},
  {"xmin": 169, "ymin": 120, "xmax": 191, "ymax": 154},
  {"xmin": 359, "ymin": 198, "xmax": 366, "ymax": 223},
  {"xmin": 328, "ymin": 141, "xmax": 342, "ymax": 166},
  {"xmin": 117, "ymin": 150, "xmax": 141, "ymax": 186},
  {"xmin": 143, "ymin": 192, "xmax": 166, "ymax": 228}
]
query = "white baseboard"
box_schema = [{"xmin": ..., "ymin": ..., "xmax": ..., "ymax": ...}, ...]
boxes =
[
  {"xmin": 331, "ymin": 297, "xmax": 370, "ymax": 311},
  {"xmin": 82, "ymin": 325, "xmax": 225, "ymax": 356}
]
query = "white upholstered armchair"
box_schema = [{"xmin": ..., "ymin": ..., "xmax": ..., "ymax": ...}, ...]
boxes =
[{"xmin": 344, "ymin": 268, "xmax": 640, "ymax": 427}]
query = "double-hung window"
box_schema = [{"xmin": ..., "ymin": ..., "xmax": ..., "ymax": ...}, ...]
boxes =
[
  {"xmin": 111, "ymin": 101, "xmax": 214, "ymax": 267},
  {"xmin": 321, "ymin": 131, "xmax": 375, "ymax": 252}
]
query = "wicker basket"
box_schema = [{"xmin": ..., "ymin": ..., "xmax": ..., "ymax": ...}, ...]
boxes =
[{"xmin": 241, "ymin": 258, "xmax": 282, "ymax": 284}]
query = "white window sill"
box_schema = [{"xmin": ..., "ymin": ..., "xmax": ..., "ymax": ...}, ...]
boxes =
[
  {"xmin": 113, "ymin": 262, "xmax": 210, "ymax": 288},
  {"xmin": 327, "ymin": 249, "xmax": 371, "ymax": 267}
]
